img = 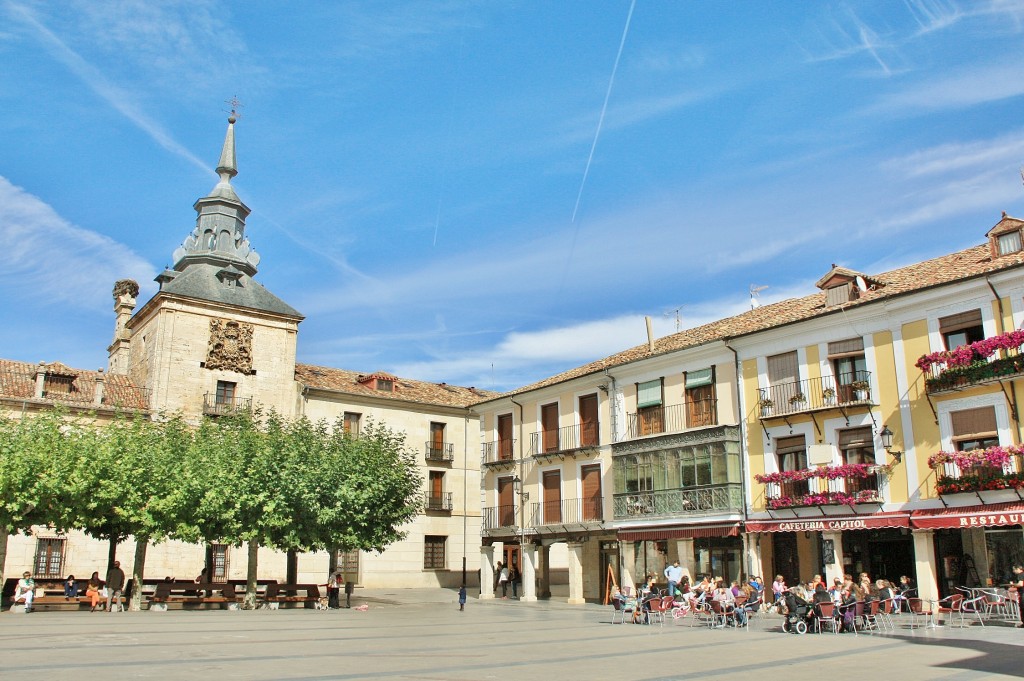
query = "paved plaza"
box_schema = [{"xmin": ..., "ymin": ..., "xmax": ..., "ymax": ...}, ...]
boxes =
[{"xmin": 2, "ymin": 589, "xmax": 1023, "ymax": 680}]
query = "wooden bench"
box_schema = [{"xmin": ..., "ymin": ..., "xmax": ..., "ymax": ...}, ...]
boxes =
[
  {"xmin": 261, "ymin": 583, "xmax": 321, "ymax": 609},
  {"xmin": 4, "ymin": 579, "xmax": 127, "ymax": 612},
  {"xmin": 148, "ymin": 581, "xmax": 238, "ymax": 611}
]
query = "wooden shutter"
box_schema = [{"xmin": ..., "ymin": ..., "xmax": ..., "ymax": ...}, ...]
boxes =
[
  {"xmin": 581, "ymin": 464, "xmax": 602, "ymax": 521},
  {"xmin": 543, "ymin": 470, "xmax": 561, "ymax": 523},
  {"xmin": 498, "ymin": 414, "xmax": 513, "ymax": 459},
  {"xmin": 579, "ymin": 394, "xmax": 598, "ymax": 447},
  {"xmin": 827, "ymin": 338, "xmax": 864, "ymax": 357},
  {"xmin": 767, "ymin": 352, "xmax": 799, "ymax": 385},
  {"xmin": 430, "ymin": 422, "xmax": 445, "ymax": 448},
  {"xmin": 498, "ymin": 476, "xmax": 514, "ymax": 526},
  {"xmin": 542, "ymin": 403, "xmax": 560, "ymax": 452}
]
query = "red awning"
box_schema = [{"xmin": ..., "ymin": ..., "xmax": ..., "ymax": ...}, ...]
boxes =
[
  {"xmin": 617, "ymin": 523, "xmax": 740, "ymax": 541},
  {"xmin": 910, "ymin": 502, "xmax": 1024, "ymax": 530},
  {"xmin": 744, "ymin": 513, "xmax": 909, "ymax": 533}
]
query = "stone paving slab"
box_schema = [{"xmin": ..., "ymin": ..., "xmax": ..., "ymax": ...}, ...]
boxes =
[{"xmin": 1, "ymin": 590, "xmax": 1022, "ymax": 680}]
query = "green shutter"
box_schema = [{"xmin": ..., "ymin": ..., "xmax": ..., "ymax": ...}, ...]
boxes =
[
  {"xmin": 685, "ymin": 368, "xmax": 713, "ymax": 388},
  {"xmin": 637, "ymin": 379, "xmax": 662, "ymax": 408}
]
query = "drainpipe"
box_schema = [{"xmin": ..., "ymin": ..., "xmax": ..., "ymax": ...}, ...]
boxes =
[
  {"xmin": 725, "ymin": 341, "xmax": 755, "ymax": 577},
  {"xmin": 986, "ymin": 276, "xmax": 1021, "ymax": 430},
  {"xmin": 602, "ymin": 368, "xmax": 621, "ymax": 586}
]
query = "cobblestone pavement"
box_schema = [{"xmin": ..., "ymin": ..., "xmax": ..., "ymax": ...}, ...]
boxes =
[{"xmin": 2, "ymin": 590, "xmax": 1023, "ymax": 680}]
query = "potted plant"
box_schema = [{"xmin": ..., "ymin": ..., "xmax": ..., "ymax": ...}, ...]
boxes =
[
  {"xmin": 758, "ymin": 398, "xmax": 774, "ymax": 417},
  {"xmin": 849, "ymin": 380, "xmax": 870, "ymax": 401},
  {"xmin": 822, "ymin": 387, "xmax": 836, "ymax": 405},
  {"xmin": 789, "ymin": 392, "xmax": 807, "ymax": 408}
]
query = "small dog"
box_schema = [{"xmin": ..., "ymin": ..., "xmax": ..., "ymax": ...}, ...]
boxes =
[{"xmin": 315, "ymin": 597, "xmax": 330, "ymax": 611}]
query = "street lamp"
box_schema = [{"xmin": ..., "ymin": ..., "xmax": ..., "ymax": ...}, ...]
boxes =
[
  {"xmin": 879, "ymin": 425, "xmax": 903, "ymax": 464},
  {"xmin": 511, "ymin": 475, "xmax": 528, "ymax": 599}
]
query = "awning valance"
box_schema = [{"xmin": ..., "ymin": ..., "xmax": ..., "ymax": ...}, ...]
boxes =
[
  {"xmin": 910, "ymin": 503, "xmax": 1024, "ymax": 530},
  {"xmin": 618, "ymin": 523, "xmax": 740, "ymax": 541},
  {"xmin": 745, "ymin": 513, "xmax": 909, "ymax": 533}
]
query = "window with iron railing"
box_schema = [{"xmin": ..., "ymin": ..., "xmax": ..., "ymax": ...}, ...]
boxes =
[{"xmin": 34, "ymin": 538, "xmax": 65, "ymax": 579}]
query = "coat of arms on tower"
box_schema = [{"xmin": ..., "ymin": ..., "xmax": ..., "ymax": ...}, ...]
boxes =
[{"xmin": 206, "ymin": 319, "xmax": 254, "ymax": 374}]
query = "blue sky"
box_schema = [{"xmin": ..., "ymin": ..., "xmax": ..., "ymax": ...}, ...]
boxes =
[{"xmin": 2, "ymin": 1, "xmax": 1024, "ymax": 392}]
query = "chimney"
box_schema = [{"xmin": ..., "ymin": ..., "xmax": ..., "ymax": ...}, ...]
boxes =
[{"xmin": 645, "ymin": 316, "xmax": 655, "ymax": 353}]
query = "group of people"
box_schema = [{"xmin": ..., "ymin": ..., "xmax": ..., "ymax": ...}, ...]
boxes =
[
  {"xmin": 613, "ymin": 571, "xmax": 767, "ymax": 626},
  {"xmin": 774, "ymin": 571, "xmax": 919, "ymax": 632},
  {"xmin": 11, "ymin": 561, "xmax": 126, "ymax": 614},
  {"xmin": 494, "ymin": 561, "xmax": 521, "ymax": 599}
]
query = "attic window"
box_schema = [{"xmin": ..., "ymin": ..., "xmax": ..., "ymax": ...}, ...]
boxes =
[
  {"xmin": 826, "ymin": 282, "xmax": 857, "ymax": 307},
  {"xmin": 375, "ymin": 378, "xmax": 394, "ymax": 392},
  {"xmin": 997, "ymin": 231, "xmax": 1022, "ymax": 255}
]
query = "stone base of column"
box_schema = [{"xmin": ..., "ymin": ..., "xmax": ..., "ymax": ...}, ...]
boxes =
[{"xmin": 566, "ymin": 597, "xmax": 585, "ymax": 605}]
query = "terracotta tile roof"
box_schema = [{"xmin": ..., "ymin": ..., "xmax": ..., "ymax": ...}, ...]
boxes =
[
  {"xmin": 0, "ymin": 359, "xmax": 150, "ymax": 410},
  {"xmin": 295, "ymin": 363, "xmax": 495, "ymax": 409},
  {"xmin": 478, "ymin": 231, "xmax": 1024, "ymax": 403}
]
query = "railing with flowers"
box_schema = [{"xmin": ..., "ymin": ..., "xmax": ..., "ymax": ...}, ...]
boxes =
[
  {"xmin": 756, "ymin": 464, "xmax": 888, "ymax": 509},
  {"xmin": 757, "ymin": 373, "xmax": 871, "ymax": 418},
  {"xmin": 916, "ymin": 329, "xmax": 1024, "ymax": 394},
  {"xmin": 928, "ymin": 445, "xmax": 1024, "ymax": 495}
]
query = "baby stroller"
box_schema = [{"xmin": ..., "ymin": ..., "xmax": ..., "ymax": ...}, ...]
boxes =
[{"xmin": 781, "ymin": 591, "xmax": 812, "ymax": 634}]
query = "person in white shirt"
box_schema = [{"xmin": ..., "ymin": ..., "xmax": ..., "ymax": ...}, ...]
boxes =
[
  {"xmin": 12, "ymin": 572, "xmax": 35, "ymax": 613},
  {"xmin": 664, "ymin": 561, "xmax": 683, "ymax": 598}
]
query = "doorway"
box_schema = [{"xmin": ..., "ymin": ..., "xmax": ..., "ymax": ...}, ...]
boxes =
[{"xmin": 773, "ymin": 532, "xmax": 800, "ymax": 585}]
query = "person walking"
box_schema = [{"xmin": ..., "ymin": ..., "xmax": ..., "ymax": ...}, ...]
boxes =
[
  {"xmin": 664, "ymin": 561, "xmax": 683, "ymax": 598},
  {"xmin": 498, "ymin": 563, "xmax": 510, "ymax": 599},
  {"xmin": 106, "ymin": 560, "xmax": 126, "ymax": 612},
  {"xmin": 1012, "ymin": 564, "xmax": 1023, "ymax": 628},
  {"xmin": 510, "ymin": 564, "xmax": 520, "ymax": 599},
  {"xmin": 458, "ymin": 584, "xmax": 467, "ymax": 611}
]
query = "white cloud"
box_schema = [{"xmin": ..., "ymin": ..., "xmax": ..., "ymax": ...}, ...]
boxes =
[
  {"xmin": 0, "ymin": 176, "xmax": 157, "ymax": 311},
  {"xmin": 882, "ymin": 130, "xmax": 1024, "ymax": 178},
  {"xmin": 869, "ymin": 61, "xmax": 1024, "ymax": 114}
]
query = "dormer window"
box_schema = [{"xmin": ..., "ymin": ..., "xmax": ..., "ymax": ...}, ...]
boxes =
[
  {"xmin": 815, "ymin": 265, "xmax": 880, "ymax": 307},
  {"xmin": 997, "ymin": 230, "xmax": 1022, "ymax": 255},
  {"xmin": 357, "ymin": 372, "xmax": 397, "ymax": 393},
  {"xmin": 375, "ymin": 378, "xmax": 394, "ymax": 392}
]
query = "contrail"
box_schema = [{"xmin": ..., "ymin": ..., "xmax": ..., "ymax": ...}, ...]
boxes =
[{"xmin": 570, "ymin": 0, "xmax": 636, "ymax": 224}]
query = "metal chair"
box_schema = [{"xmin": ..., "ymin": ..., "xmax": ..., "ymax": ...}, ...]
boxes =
[
  {"xmin": 611, "ymin": 596, "xmax": 635, "ymax": 624},
  {"xmin": 907, "ymin": 597, "xmax": 935, "ymax": 630},
  {"xmin": 813, "ymin": 601, "xmax": 839, "ymax": 634}
]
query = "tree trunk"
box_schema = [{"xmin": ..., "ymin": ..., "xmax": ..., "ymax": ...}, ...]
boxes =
[
  {"xmin": 0, "ymin": 530, "xmax": 9, "ymax": 590},
  {"xmin": 107, "ymin": 537, "xmax": 118, "ymax": 571},
  {"xmin": 130, "ymin": 540, "xmax": 148, "ymax": 612},
  {"xmin": 243, "ymin": 540, "xmax": 259, "ymax": 609},
  {"xmin": 328, "ymin": 546, "xmax": 339, "ymax": 576}
]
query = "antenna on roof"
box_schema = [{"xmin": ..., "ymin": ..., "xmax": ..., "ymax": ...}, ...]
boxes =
[
  {"xmin": 750, "ymin": 285, "xmax": 768, "ymax": 310},
  {"xmin": 663, "ymin": 305, "xmax": 683, "ymax": 332},
  {"xmin": 1019, "ymin": 166, "xmax": 1024, "ymax": 188}
]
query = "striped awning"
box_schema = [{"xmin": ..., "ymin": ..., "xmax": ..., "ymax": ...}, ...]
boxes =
[{"xmin": 910, "ymin": 502, "xmax": 1024, "ymax": 530}]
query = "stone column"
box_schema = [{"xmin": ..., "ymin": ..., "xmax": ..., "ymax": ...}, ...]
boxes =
[
  {"xmin": 480, "ymin": 545, "xmax": 496, "ymax": 600},
  {"xmin": 743, "ymin": 533, "xmax": 763, "ymax": 581},
  {"xmin": 620, "ymin": 540, "xmax": 637, "ymax": 594},
  {"xmin": 821, "ymin": 531, "xmax": 844, "ymax": 585},
  {"xmin": 538, "ymin": 543, "xmax": 551, "ymax": 598},
  {"xmin": 912, "ymin": 530, "xmax": 939, "ymax": 605},
  {"xmin": 521, "ymin": 543, "xmax": 538, "ymax": 602},
  {"xmin": 566, "ymin": 541, "xmax": 586, "ymax": 604},
  {"xmin": 675, "ymin": 538, "xmax": 695, "ymax": 582}
]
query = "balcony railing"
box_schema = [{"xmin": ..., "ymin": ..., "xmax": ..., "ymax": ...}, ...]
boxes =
[
  {"xmin": 917, "ymin": 329, "xmax": 1024, "ymax": 394},
  {"xmin": 426, "ymin": 492, "xmax": 453, "ymax": 512},
  {"xmin": 532, "ymin": 497, "xmax": 604, "ymax": 525},
  {"xmin": 482, "ymin": 504, "xmax": 518, "ymax": 530},
  {"xmin": 929, "ymin": 447, "xmax": 1024, "ymax": 495},
  {"xmin": 481, "ymin": 439, "xmax": 516, "ymax": 465},
  {"xmin": 425, "ymin": 441, "xmax": 454, "ymax": 463},
  {"xmin": 612, "ymin": 484, "xmax": 743, "ymax": 519},
  {"xmin": 760, "ymin": 466, "xmax": 884, "ymax": 509},
  {"xmin": 202, "ymin": 393, "xmax": 252, "ymax": 416},
  {"xmin": 623, "ymin": 401, "xmax": 718, "ymax": 440},
  {"xmin": 529, "ymin": 422, "xmax": 600, "ymax": 456},
  {"xmin": 758, "ymin": 372, "xmax": 871, "ymax": 418}
]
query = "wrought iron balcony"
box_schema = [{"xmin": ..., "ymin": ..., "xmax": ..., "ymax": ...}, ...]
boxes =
[
  {"xmin": 425, "ymin": 441, "xmax": 454, "ymax": 463},
  {"xmin": 529, "ymin": 422, "xmax": 599, "ymax": 456},
  {"xmin": 531, "ymin": 497, "xmax": 604, "ymax": 525},
  {"xmin": 481, "ymin": 439, "xmax": 516, "ymax": 465},
  {"xmin": 482, "ymin": 504, "xmax": 518, "ymax": 530},
  {"xmin": 426, "ymin": 492, "xmax": 453, "ymax": 512},
  {"xmin": 761, "ymin": 466, "xmax": 884, "ymax": 510},
  {"xmin": 622, "ymin": 401, "xmax": 718, "ymax": 441},
  {"xmin": 757, "ymin": 372, "xmax": 871, "ymax": 419},
  {"xmin": 612, "ymin": 484, "xmax": 743, "ymax": 520},
  {"xmin": 202, "ymin": 393, "xmax": 252, "ymax": 416}
]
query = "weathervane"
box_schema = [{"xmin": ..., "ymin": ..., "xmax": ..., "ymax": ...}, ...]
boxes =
[{"xmin": 224, "ymin": 96, "xmax": 244, "ymax": 122}]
